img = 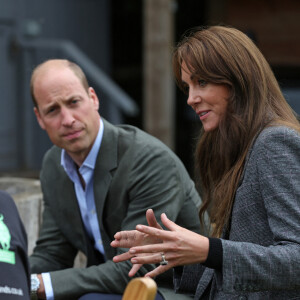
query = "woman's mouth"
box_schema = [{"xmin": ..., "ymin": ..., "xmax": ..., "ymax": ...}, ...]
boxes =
[{"xmin": 197, "ymin": 110, "xmax": 210, "ymax": 120}]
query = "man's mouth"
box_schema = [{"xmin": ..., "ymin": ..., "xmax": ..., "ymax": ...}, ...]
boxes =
[{"xmin": 63, "ymin": 130, "xmax": 82, "ymax": 140}]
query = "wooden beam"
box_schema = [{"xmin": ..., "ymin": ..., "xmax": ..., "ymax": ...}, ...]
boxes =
[{"xmin": 143, "ymin": 0, "xmax": 175, "ymax": 149}]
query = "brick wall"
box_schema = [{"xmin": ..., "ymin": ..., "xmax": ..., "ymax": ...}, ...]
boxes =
[{"xmin": 224, "ymin": 0, "xmax": 300, "ymax": 66}]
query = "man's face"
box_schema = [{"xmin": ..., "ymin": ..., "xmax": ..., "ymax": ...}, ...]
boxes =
[{"xmin": 33, "ymin": 66, "xmax": 100, "ymax": 165}]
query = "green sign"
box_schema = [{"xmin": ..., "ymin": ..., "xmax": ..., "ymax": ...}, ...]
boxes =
[{"xmin": 0, "ymin": 214, "xmax": 15, "ymax": 264}]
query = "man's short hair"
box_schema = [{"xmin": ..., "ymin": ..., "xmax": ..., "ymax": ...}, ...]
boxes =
[{"xmin": 30, "ymin": 59, "xmax": 90, "ymax": 108}]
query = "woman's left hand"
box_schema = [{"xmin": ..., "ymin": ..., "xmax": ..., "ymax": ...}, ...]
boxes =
[{"xmin": 129, "ymin": 213, "xmax": 209, "ymax": 278}]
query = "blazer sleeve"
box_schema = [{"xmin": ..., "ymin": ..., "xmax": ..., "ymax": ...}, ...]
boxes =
[
  {"xmin": 29, "ymin": 200, "xmax": 78, "ymax": 272},
  {"xmin": 219, "ymin": 127, "xmax": 300, "ymax": 292},
  {"xmin": 173, "ymin": 265, "xmax": 206, "ymax": 295}
]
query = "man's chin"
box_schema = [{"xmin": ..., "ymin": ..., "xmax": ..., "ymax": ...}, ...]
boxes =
[{"xmin": 60, "ymin": 141, "xmax": 84, "ymax": 154}]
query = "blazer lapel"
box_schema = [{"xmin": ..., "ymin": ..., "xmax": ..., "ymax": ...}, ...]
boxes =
[{"xmin": 93, "ymin": 119, "xmax": 118, "ymax": 255}]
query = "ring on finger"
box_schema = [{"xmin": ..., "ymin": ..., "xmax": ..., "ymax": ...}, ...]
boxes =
[{"xmin": 160, "ymin": 253, "xmax": 168, "ymax": 266}]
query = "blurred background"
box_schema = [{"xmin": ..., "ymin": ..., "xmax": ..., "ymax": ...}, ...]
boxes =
[{"xmin": 0, "ymin": 0, "xmax": 300, "ymax": 178}]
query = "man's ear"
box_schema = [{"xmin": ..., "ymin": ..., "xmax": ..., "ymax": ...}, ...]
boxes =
[
  {"xmin": 88, "ymin": 87, "xmax": 100, "ymax": 111},
  {"xmin": 34, "ymin": 107, "xmax": 45, "ymax": 130}
]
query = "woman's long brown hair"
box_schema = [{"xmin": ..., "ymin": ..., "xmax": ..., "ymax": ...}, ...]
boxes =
[{"xmin": 173, "ymin": 26, "xmax": 300, "ymax": 237}]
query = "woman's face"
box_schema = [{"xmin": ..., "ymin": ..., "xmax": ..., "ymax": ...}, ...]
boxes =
[{"xmin": 181, "ymin": 62, "xmax": 230, "ymax": 132}]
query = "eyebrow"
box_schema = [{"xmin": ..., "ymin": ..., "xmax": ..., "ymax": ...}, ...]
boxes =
[
  {"xmin": 40, "ymin": 103, "xmax": 58, "ymax": 115},
  {"xmin": 65, "ymin": 94, "xmax": 82, "ymax": 101},
  {"xmin": 181, "ymin": 73, "xmax": 195, "ymax": 83},
  {"xmin": 41, "ymin": 94, "xmax": 83, "ymax": 113}
]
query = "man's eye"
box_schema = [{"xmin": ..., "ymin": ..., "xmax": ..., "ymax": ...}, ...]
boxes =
[
  {"xmin": 71, "ymin": 99, "xmax": 79, "ymax": 105},
  {"xmin": 47, "ymin": 107, "xmax": 56, "ymax": 114},
  {"xmin": 198, "ymin": 80, "xmax": 207, "ymax": 87}
]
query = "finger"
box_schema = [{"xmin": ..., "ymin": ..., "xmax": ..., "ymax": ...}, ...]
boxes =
[
  {"xmin": 160, "ymin": 213, "xmax": 181, "ymax": 231},
  {"xmin": 131, "ymin": 252, "xmax": 166, "ymax": 265},
  {"xmin": 112, "ymin": 252, "xmax": 133, "ymax": 263},
  {"xmin": 146, "ymin": 209, "xmax": 162, "ymax": 230},
  {"xmin": 128, "ymin": 264, "xmax": 143, "ymax": 277},
  {"xmin": 111, "ymin": 239, "xmax": 131, "ymax": 248},
  {"xmin": 130, "ymin": 244, "xmax": 170, "ymax": 256},
  {"xmin": 112, "ymin": 230, "xmax": 140, "ymax": 248},
  {"xmin": 113, "ymin": 230, "xmax": 131, "ymax": 242},
  {"xmin": 145, "ymin": 265, "xmax": 172, "ymax": 278},
  {"xmin": 113, "ymin": 231, "xmax": 121, "ymax": 239},
  {"xmin": 135, "ymin": 225, "xmax": 172, "ymax": 241},
  {"xmin": 110, "ymin": 240, "xmax": 121, "ymax": 248}
]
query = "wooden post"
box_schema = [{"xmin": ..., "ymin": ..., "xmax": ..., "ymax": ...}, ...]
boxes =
[{"xmin": 143, "ymin": 0, "xmax": 175, "ymax": 149}]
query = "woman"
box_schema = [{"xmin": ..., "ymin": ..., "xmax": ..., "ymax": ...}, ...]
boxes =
[{"xmin": 111, "ymin": 26, "xmax": 300, "ymax": 299}]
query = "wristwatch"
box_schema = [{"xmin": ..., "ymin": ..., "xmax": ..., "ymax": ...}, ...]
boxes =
[{"xmin": 30, "ymin": 274, "xmax": 40, "ymax": 300}]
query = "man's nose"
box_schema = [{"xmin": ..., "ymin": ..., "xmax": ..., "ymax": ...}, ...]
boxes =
[{"xmin": 61, "ymin": 108, "xmax": 75, "ymax": 126}]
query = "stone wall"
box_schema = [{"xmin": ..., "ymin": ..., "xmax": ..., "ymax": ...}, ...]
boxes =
[{"xmin": 0, "ymin": 177, "xmax": 43, "ymax": 255}]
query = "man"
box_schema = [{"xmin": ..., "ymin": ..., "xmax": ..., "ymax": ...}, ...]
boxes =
[
  {"xmin": 29, "ymin": 59, "xmax": 201, "ymax": 300},
  {"xmin": 0, "ymin": 191, "xmax": 30, "ymax": 299}
]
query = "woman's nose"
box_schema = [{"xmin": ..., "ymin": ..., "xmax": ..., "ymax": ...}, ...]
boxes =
[{"xmin": 187, "ymin": 88, "xmax": 201, "ymax": 107}]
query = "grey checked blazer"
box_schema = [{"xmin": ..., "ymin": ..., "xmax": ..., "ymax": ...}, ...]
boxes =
[{"xmin": 173, "ymin": 126, "xmax": 300, "ymax": 299}]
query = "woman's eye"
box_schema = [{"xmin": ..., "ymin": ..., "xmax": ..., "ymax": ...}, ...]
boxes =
[{"xmin": 198, "ymin": 80, "xmax": 207, "ymax": 87}]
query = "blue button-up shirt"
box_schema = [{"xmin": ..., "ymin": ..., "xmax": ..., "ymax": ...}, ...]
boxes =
[{"xmin": 61, "ymin": 118, "xmax": 105, "ymax": 255}]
